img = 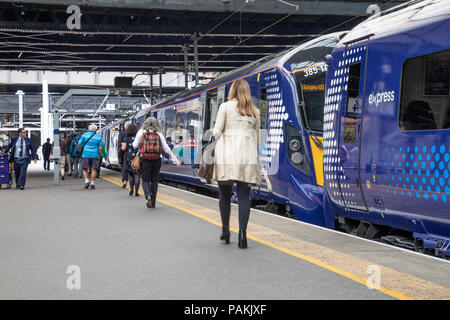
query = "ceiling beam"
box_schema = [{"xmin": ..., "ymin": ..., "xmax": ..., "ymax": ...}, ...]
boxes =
[{"xmin": 0, "ymin": 0, "xmax": 408, "ymax": 16}]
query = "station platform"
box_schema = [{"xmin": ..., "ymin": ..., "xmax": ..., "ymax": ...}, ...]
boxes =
[{"xmin": 0, "ymin": 162, "xmax": 449, "ymax": 300}]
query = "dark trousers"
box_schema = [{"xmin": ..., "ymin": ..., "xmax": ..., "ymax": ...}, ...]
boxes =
[
  {"xmin": 141, "ymin": 158, "xmax": 162, "ymax": 206},
  {"xmin": 121, "ymin": 157, "xmax": 128, "ymax": 182},
  {"xmin": 218, "ymin": 181, "xmax": 251, "ymax": 232},
  {"xmin": 43, "ymin": 156, "xmax": 50, "ymax": 170},
  {"xmin": 14, "ymin": 159, "xmax": 29, "ymax": 187}
]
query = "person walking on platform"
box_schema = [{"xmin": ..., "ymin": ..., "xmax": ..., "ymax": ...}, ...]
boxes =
[
  {"xmin": 65, "ymin": 134, "xmax": 73, "ymax": 176},
  {"xmin": 118, "ymin": 121, "xmax": 131, "ymax": 188},
  {"xmin": 42, "ymin": 138, "xmax": 52, "ymax": 171},
  {"xmin": 78, "ymin": 124, "xmax": 104, "ymax": 189},
  {"xmin": 212, "ymin": 79, "xmax": 261, "ymax": 249},
  {"xmin": 2, "ymin": 128, "xmax": 38, "ymax": 190},
  {"xmin": 56, "ymin": 136, "xmax": 67, "ymax": 180},
  {"xmin": 133, "ymin": 117, "xmax": 181, "ymax": 208},
  {"xmin": 69, "ymin": 131, "xmax": 82, "ymax": 178},
  {"xmin": 121, "ymin": 124, "xmax": 140, "ymax": 197}
]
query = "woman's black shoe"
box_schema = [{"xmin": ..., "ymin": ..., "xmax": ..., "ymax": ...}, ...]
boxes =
[
  {"xmin": 238, "ymin": 230, "xmax": 247, "ymax": 249},
  {"xmin": 135, "ymin": 191, "xmax": 139, "ymax": 197},
  {"xmin": 219, "ymin": 226, "xmax": 230, "ymax": 244},
  {"xmin": 129, "ymin": 189, "xmax": 134, "ymax": 196}
]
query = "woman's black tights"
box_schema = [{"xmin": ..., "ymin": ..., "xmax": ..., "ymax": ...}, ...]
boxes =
[
  {"xmin": 218, "ymin": 181, "xmax": 251, "ymax": 231},
  {"xmin": 128, "ymin": 172, "xmax": 141, "ymax": 193}
]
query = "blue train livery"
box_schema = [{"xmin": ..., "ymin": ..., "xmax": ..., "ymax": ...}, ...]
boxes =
[
  {"xmin": 100, "ymin": 32, "xmax": 346, "ymax": 226},
  {"xmin": 322, "ymin": 0, "xmax": 450, "ymax": 257}
]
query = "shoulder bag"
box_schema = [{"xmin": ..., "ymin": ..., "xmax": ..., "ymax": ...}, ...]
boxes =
[
  {"xmin": 131, "ymin": 151, "xmax": 140, "ymax": 170},
  {"xmin": 198, "ymin": 136, "xmax": 216, "ymax": 180}
]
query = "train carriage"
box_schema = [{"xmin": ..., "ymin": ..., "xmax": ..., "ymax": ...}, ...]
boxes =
[
  {"xmin": 101, "ymin": 32, "xmax": 346, "ymax": 226},
  {"xmin": 323, "ymin": 0, "xmax": 450, "ymax": 257}
]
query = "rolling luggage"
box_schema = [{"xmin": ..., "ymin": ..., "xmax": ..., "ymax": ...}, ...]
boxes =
[{"xmin": 0, "ymin": 154, "xmax": 12, "ymax": 188}]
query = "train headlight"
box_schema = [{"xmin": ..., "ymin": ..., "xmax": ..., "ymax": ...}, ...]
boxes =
[
  {"xmin": 289, "ymin": 139, "xmax": 301, "ymax": 152},
  {"xmin": 284, "ymin": 123, "xmax": 310, "ymax": 174},
  {"xmin": 291, "ymin": 152, "xmax": 303, "ymax": 165}
]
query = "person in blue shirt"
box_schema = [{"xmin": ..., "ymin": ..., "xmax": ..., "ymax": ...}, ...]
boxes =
[
  {"xmin": 78, "ymin": 124, "xmax": 105, "ymax": 189},
  {"xmin": 2, "ymin": 128, "xmax": 38, "ymax": 189}
]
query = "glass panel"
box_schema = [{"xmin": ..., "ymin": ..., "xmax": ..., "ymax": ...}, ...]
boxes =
[
  {"xmin": 259, "ymin": 87, "xmax": 267, "ymax": 129},
  {"xmin": 209, "ymin": 89, "xmax": 218, "ymax": 129},
  {"xmin": 343, "ymin": 63, "xmax": 361, "ymax": 144},
  {"xmin": 298, "ymin": 74, "xmax": 325, "ymax": 132},
  {"xmin": 399, "ymin": 49, "xmax": 450, "ymax": 131}
]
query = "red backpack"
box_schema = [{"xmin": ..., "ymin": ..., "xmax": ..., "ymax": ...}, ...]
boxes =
[{"xmin": 140, "ymin": 130, "xmax": 162, "ymax": 160}]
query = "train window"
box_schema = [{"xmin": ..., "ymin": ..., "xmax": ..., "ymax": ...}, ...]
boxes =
[
  {"xmin": 288, "ymin": 37, "xmax": 338, "ymax": 72},
  {"xmin": 208, "ymin": 89, "xmax": 219, "ymax": 129},
  {"xmin": 188, "ymin": 111, "xmax": 200, "ymax": 137},
  {"xmin": 166, "ymin": 116, "xmax": 174, "ymax": 129},
  {"xmin": 176, "ymin": 112, "xmax": 186, "ymax": 129},
  {"xmin": 259, "ymin": 87, "xmax": 267, "ymax": 129},
  {"xmin": 298, "ymin": 75, "xmax": 325, "ymax": 132},
  {"xmin": 343, "ymin": 63, "xmax": 361, "ymax": 143},
  {"xmin": 399, "ymin": 49, "xmax": 450, "ymax": 131}
]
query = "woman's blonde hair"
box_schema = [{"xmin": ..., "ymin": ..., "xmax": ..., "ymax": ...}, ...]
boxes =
[
  {"xmin": 229, "ymin": 79, "xmax": 257, "ymax": 117},
  {"xmin": 143, "ymin": 116, "xmax": 162, "ymax": 132}
]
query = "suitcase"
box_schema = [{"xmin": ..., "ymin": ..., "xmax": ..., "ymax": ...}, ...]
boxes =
[{"xmin": 0, "ymin": 154, "xmax": 12, "ymax": 188}]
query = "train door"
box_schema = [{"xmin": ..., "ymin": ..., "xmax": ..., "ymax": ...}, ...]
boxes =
[
  {"xmin": 258, "ymin": 72, "xmax": 268, "ymax": 187},
  {"xmin": 217, "ymin": 86, "xmax": 225, "ymax": 109},
  {"xmin": 208, "ymin": 89, "xmax": 219, "ymax": 130},
  {"xmin": 337, "ymin": 38, "xmax": 370, "ymax": 211},
  {"xmin": 201, "ymin": 89, "xmax": 219, "ymax": 138},
  {"xmin": 200, "ymin": 92, "xmax": 208, "ymax": 141}
]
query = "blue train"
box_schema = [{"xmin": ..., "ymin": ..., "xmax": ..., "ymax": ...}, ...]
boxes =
[
  {"xmin": 322, "ymin": 0, "xmax": 450, "ymax": 257},
  {"xmin": 99, "ymin": 0, "xmax": 450, "ymax": 258},
  {"xmin": 100, "ymin": 31, "xmax": 345, "ymax": 225}
]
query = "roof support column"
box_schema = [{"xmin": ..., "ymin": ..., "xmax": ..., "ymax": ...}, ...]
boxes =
[
  {"xmin": 192, "ymin": 33, "xmax": 199, "ymax": 87},
  {"xmin": 159, "ymin": 68, "xmax": 163, "ymax": 99},
  {"xmin": 150, "ymin": 71, "xmax": 154, "ymax": 104},
  {"xmin": 16, "ymin": 90, "xmax": 24, "ymax": 128},
  {"xmin": 41, "ymin": 80, "xmax": 50, "ymax": 145},
  {"xmin": 183, "ymin": 44, "xmax": 189, "ymax": 89}
]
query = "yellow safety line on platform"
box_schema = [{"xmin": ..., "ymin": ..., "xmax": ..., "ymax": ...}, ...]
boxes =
[{"xmin": 101, "ymin": 174, "xmax": 450, "ymax": 300}]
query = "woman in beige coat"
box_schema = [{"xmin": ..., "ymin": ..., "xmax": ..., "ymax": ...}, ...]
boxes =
[{"xmin": 212, "ymin": 79, "xmax": 261, "ymax": 249}]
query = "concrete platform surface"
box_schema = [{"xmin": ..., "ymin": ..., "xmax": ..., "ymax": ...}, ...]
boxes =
[{"xmin": 0, "ymin": 164, "xmax": 449, "ymax": 300}]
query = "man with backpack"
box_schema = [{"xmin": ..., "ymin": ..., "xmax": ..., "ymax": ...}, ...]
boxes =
[
  {"xmin": 133, "ymin": 117, "xmax": 180, "ymax": 209},
  {"xmin": 78, "ymin": 124, "xmax": 104, "ymax": 189},
  {"xmin": 69, "ymin": 131, "xmax": 82, "ymax": 179}
]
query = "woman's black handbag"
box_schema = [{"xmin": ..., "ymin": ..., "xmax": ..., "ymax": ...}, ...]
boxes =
[{"xmin": 198, "ymin": 137, "xmax": 216, "ymax": 180}]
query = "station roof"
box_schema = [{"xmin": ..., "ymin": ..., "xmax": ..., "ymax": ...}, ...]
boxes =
[{"xmin": 0, "ymin": 0, "xmax": 408, "ymax": 74}]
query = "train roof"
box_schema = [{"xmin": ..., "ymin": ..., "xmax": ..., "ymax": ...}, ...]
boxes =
[{"xmin": 340, "ymin": 0, "xmax": 450, "ymax": 44}]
